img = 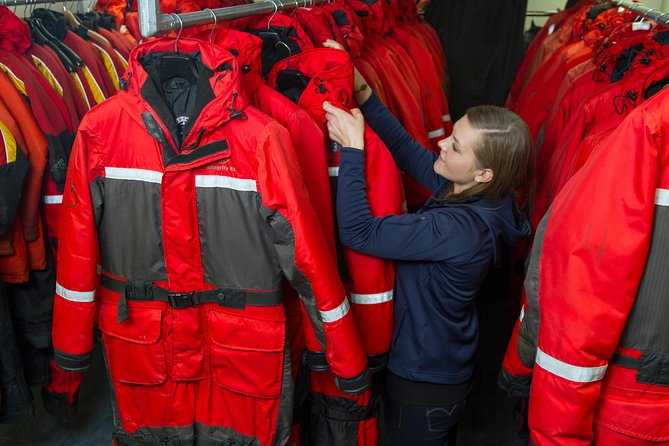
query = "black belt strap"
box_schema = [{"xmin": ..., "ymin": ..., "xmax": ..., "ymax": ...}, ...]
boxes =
[
  {"xmin": 610, "ymin": 352, "xmax": 640, "ymax": 370},
  {"xmin": 101, "ymin": 274, "xmax": 282, "ymax": 324}
]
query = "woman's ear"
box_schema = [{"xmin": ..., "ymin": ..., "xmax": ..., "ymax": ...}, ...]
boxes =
[{"xmin": 474, "ymin": 168, "xmax": 494, "ymax": 184}]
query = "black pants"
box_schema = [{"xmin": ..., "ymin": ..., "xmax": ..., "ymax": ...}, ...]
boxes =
[{"xmin": 382, "ymin": 384, "xmax": 467, "ymax": 445}]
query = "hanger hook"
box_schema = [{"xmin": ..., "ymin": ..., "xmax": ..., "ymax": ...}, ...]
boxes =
[
  {"xmin": 275, "ymin": 40, "xmax": 292, "ymax": 67},
  {"xmin": 276, "ymin": 0, "xmax": 285, "ymax": 13},
  {"xmin": 172, "ymin": 13, "xmax": 184, "ymax": 52},
  {"xmin": 203, "ymin": 8, "xmax": 217, "ymax": 43},
  {"xmin": 267, "ymin": 0, "xmax": 278, "ymax": 29}
]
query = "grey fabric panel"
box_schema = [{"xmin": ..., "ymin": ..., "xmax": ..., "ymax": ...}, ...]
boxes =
[
  {"xmin": 196, "ymin": 188, "xmax": 283, "ymax": 290},
  {"xmin": 195, "ymin": 423, "xmax": 260, "ymax": 446},
  {"xmin": 90, "ymin": 176, "xmax": 105, "ymax": 227},
  {"xmin": 98, "ymin": 178, "xmax": 167, "ymax": 280},
  {"xmin": 259, "ymin": 204, "xmax": 326, "ymax": 349},
  {"xmin": 274, "ymin": 337, "xmax": 294, "ymax": 446},
  {"xmin": 619, "ymin": 205, "xmax": 669, "ymax": 353},
  {"xmin": 517, "ymin": 209, "xmax": 550, "ymax": 368}
]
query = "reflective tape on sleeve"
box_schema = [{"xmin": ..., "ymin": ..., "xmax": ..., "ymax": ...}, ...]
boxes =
[
  {"xmin": 442, "ymin": 114, "xmax": 451, "ymax": 123},
  {"xmin": 536, "ymin": 348, "xmax": 607, "ymax": 383},
  {"xmin": 328, "ymin": 167, "xmax": 339, "ymax": 177},
  {"xmin": 428, "ymin": 128, "xmax": 446, "ymax": 139},
  {"xmin": 43, "ymin": 195, "xmax": 63, "ymax": 204},
  {"xmin": 320, "ymin": 298, "xmax": 351, "ymax": 323},
  {"xmin": 657, "ymin": 188, "xmax": 669, "ymax": 206},
  {"xmin": 350, "ymin": 290, "xmax": 394, "ymax": 305},
  {"xmin": 519, "ymin": 306, "xmax": 525, "ymax": 322},
  {"xmin": 56, "ymin": 282, "xmax": 95, "ymax": 302},
  {"xmin": 105, "ymin": 167, "xmax": 163, "ymax": 184},
  {"xmin": 195, "ymin": 175, "xmax": 257, "ymax": 192}
]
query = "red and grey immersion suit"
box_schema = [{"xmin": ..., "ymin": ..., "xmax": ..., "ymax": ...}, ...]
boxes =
[
  {"xmin": 52, "ymin": 37, "xmax": 369, "ymax": 446},
  {"xmin": 526, "ymin": 86, "xmax": 669, "ymax": 445},
  {"xmin": 267, "ymin": 48, "xmax": 403, "ymax": 446}
]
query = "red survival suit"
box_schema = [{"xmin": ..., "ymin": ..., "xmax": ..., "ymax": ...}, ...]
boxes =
[
  {"xmin": 527, "ymin": 86, "xmax": 669, "ymax": 445},
  {"xmin": 52, "ymin": 37, "xmax": 369, "ymax": 446},
  {"xmin": 268, "ymin": 48, "xmax": 403, "ymax": 446}
]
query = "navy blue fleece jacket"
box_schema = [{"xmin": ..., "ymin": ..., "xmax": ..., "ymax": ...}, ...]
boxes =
[{"xmin": 337, "ymin": 93, "xmax": 531, "ymax": 384}]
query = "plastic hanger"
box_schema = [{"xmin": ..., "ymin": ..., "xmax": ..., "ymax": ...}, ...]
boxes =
[{"xmin": 156, "ymin": 14, "xmax": 198, "ymax": 84}]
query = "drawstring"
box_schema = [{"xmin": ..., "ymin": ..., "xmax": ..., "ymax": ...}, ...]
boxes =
[
  {"xmin": 613, "ymin": 90, "xmax": 637, "ymax": 114},
  {"xmin": 227, "ymin": 92, "xmax": 247, "ymax": 120}
]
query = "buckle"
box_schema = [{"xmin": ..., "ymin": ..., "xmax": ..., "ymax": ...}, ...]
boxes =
[{"xmin": 167, "ymin": 291, "xmax": 197, "ymax": 309}]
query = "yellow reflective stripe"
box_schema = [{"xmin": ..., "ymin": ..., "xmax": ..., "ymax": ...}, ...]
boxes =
[
  {"xmin": 0, "ymin": 62, "xmax": 27, "ymax": 96},
  {"xmin": 81, "ymin": 65, "xmax": 106, "ymax": 104},
  {"xmin": 0, "ymin": 121, "xmax": 18, "ymax": 163},
  {"xmin": 113, "ymin": 49, "xmax": 128, "ymax": 70},
  {"xmin": 31, "ymin": 55, "xmax": 64, "ymax": 97},
  {"xmin": 91, "ymin": 42, "xmax": 120, "ymax": 91},
  {"xmin": 70, "ymin": 72, "xmax": 92, "ymax": 110}
]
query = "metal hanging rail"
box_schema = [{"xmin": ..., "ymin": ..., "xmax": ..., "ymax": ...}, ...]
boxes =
[
  {"xmin": 139, "ymin": 0, "xmax": 324, "ymax": 38},
  {"xmin": 613, "ymin": 0, "xmax": 669, "ymax": 27},
  {"xmin": 526, "ymin": 10, "xmax": 560, "ymax": 17},
  {"xmin": 0, "ymin": 0, "xmax": 68, "ymax": 5}
]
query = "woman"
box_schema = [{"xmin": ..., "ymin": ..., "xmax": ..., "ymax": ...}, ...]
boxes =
[{"xmin": 323, "ymin": 53, "xmax": 534, "ymax": 445}]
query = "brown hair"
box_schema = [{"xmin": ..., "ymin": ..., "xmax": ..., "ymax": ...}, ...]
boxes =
[{"xmin": 444, "ymin": 105, "xmax": 535, "ymax": 213}]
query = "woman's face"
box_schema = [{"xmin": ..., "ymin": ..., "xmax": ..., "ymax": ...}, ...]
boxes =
[{"xmin": 433, "ymin": 115, "xmax": 485, "ymax": 193}]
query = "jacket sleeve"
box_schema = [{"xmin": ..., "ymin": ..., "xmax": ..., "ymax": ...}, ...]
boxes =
[
  {"xmin": 0, "ymin": 122, "xmax": 28, "ymax": 236},
  {"xmin": 256, "ymin": 122, "xmax": 369, "ymax": 394},
  {"xmin": 52, "ymin": 120, "xmax": 100, "ymax": 372},
  {"xmin": 528, "ymin": 103, "xmax": 660, "ymax": 445},
  {"xmin": 337, "ymin": 148, "xmax": 485, "ymax": 262},
  {"xmin": 360, "ymin": 93, "xmax": 442, "ymax": 192}
]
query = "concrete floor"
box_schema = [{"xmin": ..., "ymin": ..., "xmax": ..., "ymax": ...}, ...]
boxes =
[{"xmin": 0, "ymin": 292, "xmax": 528, "ymax": 446}]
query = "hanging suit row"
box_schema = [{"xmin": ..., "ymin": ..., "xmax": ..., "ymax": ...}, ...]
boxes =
[
  {"xmin": 500, "ymin": 2, "xmax": 669, "ymax": 444},
  {"xmin": 0, "ymin": 5, "xmax": 134, "ymax": 422}
]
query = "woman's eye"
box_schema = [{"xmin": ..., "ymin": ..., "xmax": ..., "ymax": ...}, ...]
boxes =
[{"xmin": 451, "ymin": 143, "xmax": 458, "ymax": 152}]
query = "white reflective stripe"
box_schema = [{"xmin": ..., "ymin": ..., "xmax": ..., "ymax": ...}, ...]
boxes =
[
  {"xmin": 328, "ymin": 167, "xmax": 339, "ymax": 177},
  {"xmin": 535, "ymin": 348, "xmax": 607, "ymax": 383},
  {"xmin": 91, "ymin": 42, "xmax": 121, "ymax": 87},
  {"xmin": 320, "ymin": 298, "xmax": 350, "ymax": 323},
  {"xmin": 428, "ymin": 128, "xmax": 446, "ymax": 139},
  {"xmin": 656, "ymin": 188, "xmax": 669, "ymax": 206},
  {"xmin": 442, "ymin": 114, "xmax": 451, "ymax": 123},
  {"xmin": 43, "ymin": 195, "xmax": 63, "ymax": 204},
  {"xmin": 56, "ymin": 282, "xmax": 95, "ymax": 302},
  {"xmin": 31, "ymin": 55, "xmax": 64, "ymax": 96},
  {"xmin": 113, "ymin": 49, "xmax": 129, "ymax": 67},
  {"xmin": 195, "ymin": 175, "xmax": 257, "ymax": 192},
  {"xmin": 350, "ymin": 290, "xmax": 394, "ymax": 305},
  {"xmin": 519, "ymin": 306, "xmax": 525, "ymax": 322},
  {"xmin": 105, "ymin": 167, "xmax": 163, "ymax": 184}
]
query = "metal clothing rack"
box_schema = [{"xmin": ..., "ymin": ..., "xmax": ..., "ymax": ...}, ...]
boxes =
[
  {"xmin": 139, "ymin": 0, "xmax": 325, "ymax": 38},
  {"xmin": 613, "ymin": 0, "xmax": 669, "ymax": 27},
  {"xmin": 0, "ymin": 0, "xmax": 69, "ymax": 5},
  {"xmin": 526, "ymin": 10, "xmax": 560, "ymax": 17}
]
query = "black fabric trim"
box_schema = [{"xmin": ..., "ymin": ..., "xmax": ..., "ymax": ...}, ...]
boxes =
[
  {"xmin": 113, "ymin": 432, "xmax": 181, "ymax": 446},
  {"xmin": 610, "ymin": 352, "xmax": 640, "ymax": 370},
  {"xmin": 309, "ymin": 390, "xmax": 381, "ymax": 422},
  {"xmin": 367, "ymin": 353, "xmax": 388, "ymax": 373},
  {"xmin": 166, "ymin": 139, "xmax": 229, "ymax": 167},
  {"xmin": 637, "ymin": 351, "xmax": 669, "ymax": 386},
  {"xmin": 0, "ymin": 147, "xmax": 28, "ymax": 235},
  {"xmin": 653, "ymin": 30, "xmax": 669, "ymax": 46},
  {"xmin": 54, "ymin": 348, "xmax": 91, "ymax": 372},
  {"xmin": 46, "ymin": 130, "xmax": 72, "ymax": 192},
  {"xmin": 141, "ymin": 112, "xmax": 177, "ymax": 166},
  {"xmin": 41, "ymin": 387, "xmax": 78, "ymax": 420},
  {"xmin": 303, "ymin": 350, "xmax": 329, "ymax": 371},
  {"xmin": 334, "ymin": 368, "xmax": 370, "ymax": 396},
  {"xmin": 497, "ymin": 367, "xmax": 531, "ymax": 399}
]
